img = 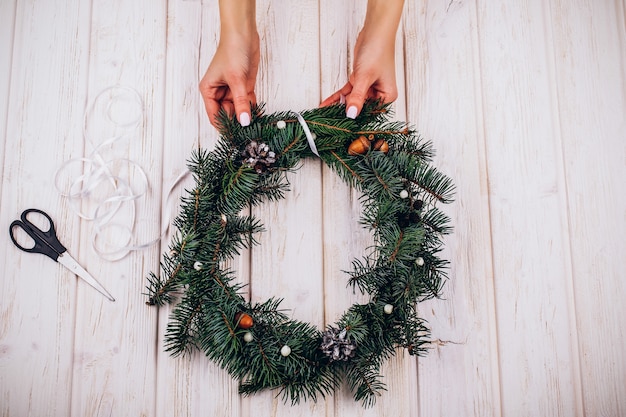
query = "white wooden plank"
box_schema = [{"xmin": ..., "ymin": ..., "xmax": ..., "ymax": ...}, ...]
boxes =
[
  {"xmin": 549, "ymin": 1, "xmax": 626, "ymax": 416},
  {"xmin": 68, "ymin": 1, "xmax": 166, "ymax": 415},
  {"xmin": 403, "ymin": 1, "xmax": 502, "ymax": 416},
  {"xmin": 5, "ymin": 2, "xmax": 624, "ymax": 416},
  {"xmin": 0, "ymin": 0, "xmax": 15, "ymax": 185},
  {"xmin": 0, "ymin": 0, "xmax": 90, "ymax": 416},
  {"xmin": 319, "ymin": 2, "xmax": 419, "ymax": 416},
  {"xmin": 477, "ymin": 1, "xmax": 583, "ymax": 415},
  {"xmin": 318, "ymin": 2, "xmax": 369, "ymax": 415},
  {"xmin": 241, "ymin": 1, "xmax": 326, "ymax": 416},
  {"xmin": 154, "ymin": 1, "xmax": 246, "ymax": 415}
]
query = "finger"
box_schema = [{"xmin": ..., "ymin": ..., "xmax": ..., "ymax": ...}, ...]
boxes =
[
  {"xmin": 202, "ymin": 97, "xmax": 222, "ymax": 128},
  {"xmin": 199, "ymin": 80, "xmax": 227, "ymax": 127},
  {"xmin": 229, "ymin": 80, "xmax": 253, "ymax": 127},
  {"xmin": 320, "ymin": 82, "xmax": 354, "ymax": 107},
  {"xmin": 319, "ymin": 92, "xmax": 341, "ymax": 108},
  {"xmin": 222, "ymin": 101, "xmax": 235, "ymax": 120},
  {"xmin": 345, "ymin": 79, "xmax": 370, "ymax": 119}
]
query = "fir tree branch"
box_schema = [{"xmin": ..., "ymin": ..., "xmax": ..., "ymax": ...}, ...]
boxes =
[
  {"xmin": 329, "ymin": 151, "xmax": 363, "ymax": 182},
  {"xmin": 146, "ymin": 262, "xmax": 182, "ymax": 306},
  {"xmin": 147, "ymin": 100, "xmax": 454, "ymax": 407},
  {"xmin": 194, "ymin": 188, "xmax": 200, "ymax": 231},
  {"xmin": 356, "ymin": 127, "xmax": 409, "ymax": 136},
  {"xmin": 302, "ymin": 119, "xmax": 352, "ymax": 133},
  {"xmin": 281, "ymin": 134, "xmax": 302, "ymax": 155},
  {"xmin": 410, "ymin": 178, "xmax": 446, "ymax": 202},
  {"xmin": 221, "ymin": 311, "xmax": 236, "ymax": 338},
  {"xmin": 388, "ymin": 230, "xmax": 404, "ymax": 263}
]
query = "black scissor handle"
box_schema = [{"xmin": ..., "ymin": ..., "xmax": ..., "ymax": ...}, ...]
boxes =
[{"xmin": 9, "ymin": 209, "xmax": 66, "ymax": 261}]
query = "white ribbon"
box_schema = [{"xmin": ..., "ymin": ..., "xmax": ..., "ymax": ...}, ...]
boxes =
[
  {"xmin": 292, "ymin": 111, "xmax": 319, "ymax": 157},
  {"xmin": 55, "ymin": 85, "xmax": 188, "ymax": 261}
]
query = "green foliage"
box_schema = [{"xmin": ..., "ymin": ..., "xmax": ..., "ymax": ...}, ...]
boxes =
[{"xmin": 146, "ymin": 101, "xmax": 454, "ymax": 407}]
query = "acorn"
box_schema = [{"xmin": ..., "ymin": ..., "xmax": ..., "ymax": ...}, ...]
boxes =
[
  {"xmin": 372, "ymin": 139, "xmax": 389, "ymax": 154},
  {"xmin": 348, "ymin": 135, "xmax": 371, "ymax": 156},
  {"xmin": 235, "ymin": 312, "xmax": 254, "ymax": 329}
]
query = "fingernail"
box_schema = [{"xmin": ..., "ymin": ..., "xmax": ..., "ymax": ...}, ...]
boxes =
[
  {"xmin": 239, "ymin": 112, "xmax": 251, "ymax": 127},
  {"xmin": 346, "ymin": 106, "xmax": 357, "ymax": 119}
]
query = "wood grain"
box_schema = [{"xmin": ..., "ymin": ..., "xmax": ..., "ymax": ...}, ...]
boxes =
[
  {"xmin": 155, "ymin": 1, "xmax": 246, "ymax": 416},
  {"xmin": 549, "ymin": 1, "xmax": 626, "ymax": 415},
  {"xmin": 318, "ymin": 2, "xmax": 418, "ymax": 415},
  {"xmin": 1, "ymin": 1, "xmax": 625, "ymax": 416},
  {"xmin": 0, "ymin": 0, "xmax": 15, "ymax": 185},
  {"xmin": 477, "ymin": 1, "xmax": 583, "ymax": 415},
  {"xmin": 0, "ymin": 1, "xmax": 89, "ymax": 416},
  {"xmin": 243, "ymin": 2, "xmax": 327, "ymax": 416},
  {"xmin": 68, "ymin": 0, "xmax": 165, "ymax": 415},
  {"xmin": 403, "ymin": 1, "xmax": 502, "ymax": 416}
]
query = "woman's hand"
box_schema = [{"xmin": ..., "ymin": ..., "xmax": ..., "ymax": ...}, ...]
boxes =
[
  {"xmin": 320, "ymin": 0, "xmax": 405, "ymax": 119},
  {"xmin": 200, "ymin": 0, "xmax": 259, "ymax": 127}
]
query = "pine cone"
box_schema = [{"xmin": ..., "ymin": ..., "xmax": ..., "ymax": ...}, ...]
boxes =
[
  {"xmin": 320, "ymin": 327, "xmax": 357, "ymax": 362},
  {"xmin": 242, "ymin": 140, "xmax": 276, "ymax": 173},
  {"xmin": 397, "ymin": 208, "xmax": 421, "ymax": 228}
]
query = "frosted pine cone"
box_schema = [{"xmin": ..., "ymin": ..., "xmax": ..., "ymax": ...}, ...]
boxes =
[
  {"xmin": 242, "ymin": 140, "xmax": 276, "ymax": 174},
  {"xmin": 320, "ymin": 327, "xmax": 357, "ymax": 362}
]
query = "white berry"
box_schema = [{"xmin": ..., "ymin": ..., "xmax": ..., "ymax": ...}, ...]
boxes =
[
  {"xmin": 399, "ymin": 190, "xmax": 409, "ymax": 199},
  {"xmin": 276, "ymin": 120, "xmax": 286, "ymax": 129},
  {"xmin": 243, "ymin": 332, "xmax": 254, "ymax": 343},
  {"xmin": 383, "ymin": 304, "xmax": 394, "ymax": 314},
  {"xmin": 416, "ymin": 257, "xmax": 425, "ymax": 266},
  {"xmin": 280, "ymin": 345, "xmax": 291, "ymax": 357},
  {"xmin": 193, "ymin": 261, "xmax": 203, "ymax": 271}
]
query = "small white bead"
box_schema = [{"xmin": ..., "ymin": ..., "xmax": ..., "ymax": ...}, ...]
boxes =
[
  {"xmin": 193, "ymin": 261, "xmax": 203, "ymax": 271},
  {"xmin": 310, "ymin": 132, "xmax": 317, "ymax": 140},
  {"xmin": 243, "ymin": 332, "xmax": 254, "ymax": 343},
  {"xmin": 416, "ymin": 257, "xmax": 425, "ymax": 266},
  {"xmin": 276, "ymin": 120, "xmax": 287, "ymax": 129},
  {"xmin": 280, "ymin": 345, "xmax": 291, "ymax": 357},
  {"xmin": 384, "ymin": 304, "xmax": 394, "ymax": 314},
  {"xmin": 399, "ymin": 190, "xmax": 409, "ymax": 199},
  {"xmin": 221, "ymin": 214, "xmax": 227, "ymax": 223}
]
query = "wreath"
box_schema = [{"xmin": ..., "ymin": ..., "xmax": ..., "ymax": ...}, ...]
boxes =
[{"xmin": 146, "ymin": 101, "xmax": 454, "ymax": 407}]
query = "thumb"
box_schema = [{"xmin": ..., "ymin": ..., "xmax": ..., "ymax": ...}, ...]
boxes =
[{"xmin": 344, "ymin": 80, "xmax": 369, "ymax": 119}]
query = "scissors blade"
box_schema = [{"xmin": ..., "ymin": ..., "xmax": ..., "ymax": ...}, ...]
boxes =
[{"xmin": 57, "ymin": 253, "xmax": 116, "ymax": 302}]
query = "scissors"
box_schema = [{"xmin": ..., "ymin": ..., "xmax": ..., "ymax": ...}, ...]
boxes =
[{"xmin": 9, "ymin": 208, "xmax": 115, "ymax": 302}]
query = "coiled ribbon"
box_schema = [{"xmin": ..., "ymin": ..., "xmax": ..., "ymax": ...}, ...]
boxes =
[
  {"xmin": 55, "ymin": 86, "xmax": 187, "ymax": 261},
  {"xmin": 56, "ymin": 88, "xmax": 324, "ymax": 260}
]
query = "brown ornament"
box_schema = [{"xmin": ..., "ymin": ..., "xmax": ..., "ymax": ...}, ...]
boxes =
[
  {"xmin": 348, "ymin": 135, "xmax": 371, "ymax": 156},
  {"xmin": 372, "ymin": 139, "xmax": 389, "ymax": 154},
  {"xmin": 235, "ymin": 312, "xmax": 254, "ymax": 329}
]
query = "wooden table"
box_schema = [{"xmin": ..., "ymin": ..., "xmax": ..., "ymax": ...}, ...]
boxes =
[{"xmin": 1, "ymin": 1, "xmax": 625, "ymax": 416}]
